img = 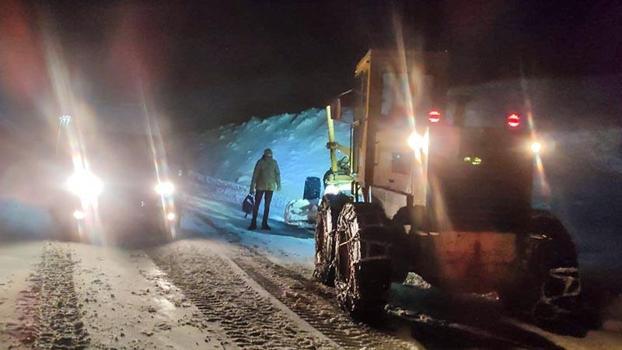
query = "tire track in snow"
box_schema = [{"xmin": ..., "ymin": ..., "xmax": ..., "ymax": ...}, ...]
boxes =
[
  {"xmin": 230, "ymin": 251, "xmax": 417, "ymax": 350},
  {"xmin": 190, "ymin": 209, "xmax": 416, "ymax": 349},
  {"xmin": 17, "ymin": 242, "xmax": 90, "ymax": 349},
  {"xmin": 149, "ymin": 241, "xmax": 336, "ymax": 349}
]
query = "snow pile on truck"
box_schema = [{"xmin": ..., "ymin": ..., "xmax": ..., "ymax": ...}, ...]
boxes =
[{"xmin": 194, "ymin": 108, "xmax": 349, "ymax": 219}]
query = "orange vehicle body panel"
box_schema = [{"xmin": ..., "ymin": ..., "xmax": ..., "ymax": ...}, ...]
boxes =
[{"xmin": 414, "ymin": 231, "xmax": 518, "ymax": 293}]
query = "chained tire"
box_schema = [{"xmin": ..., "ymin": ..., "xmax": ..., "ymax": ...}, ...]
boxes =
[
  {"xmin": 313, "ymin": 194, "xmax": 351, "ymax": 285},
  {"xmin": 500, "ymin": 211, "xmax": 583, "ymax": 335},
  {"xmin": 334, "ymin": 202, "xmax": 392, "ymax": 320}
]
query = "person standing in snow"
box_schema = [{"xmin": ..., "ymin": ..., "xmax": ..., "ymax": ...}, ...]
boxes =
[{"xmin": 248, "ymin": 148, "xmax": 281, "ymax": 230}]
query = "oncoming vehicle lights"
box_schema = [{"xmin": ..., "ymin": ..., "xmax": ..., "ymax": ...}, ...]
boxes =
[
  {"xmin": 154, "ymin": 181, "xmax": 175, "ymax": 196},
  {"xmin": 66, "ymin": 171, "xmax": 104, "ymax": 200}
]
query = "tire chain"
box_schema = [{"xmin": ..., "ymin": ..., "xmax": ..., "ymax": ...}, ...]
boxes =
[{"xmin": 534, "ymin": 267, "xmax": 581, "ymax": 320}]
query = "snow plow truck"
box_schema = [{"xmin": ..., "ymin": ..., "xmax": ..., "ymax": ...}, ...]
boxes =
[{"xmin": 313, "ymin": 49, "xmax": 581, "ymax": 328}]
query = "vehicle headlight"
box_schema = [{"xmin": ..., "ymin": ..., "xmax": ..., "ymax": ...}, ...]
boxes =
[
  {"xmin": 155, "ymin": 181, "xmax": 175, "ymax": 196},
  {"xmin": 66, "ymin": 171, "xmax": 103, "ymax": 199},
  {"xmin": 530, "ymin": 141, "xmax": 542, "ymax": 154},
  {"xmin": 408, "ymin": 131, "xmax": 427, "ymax": 151},
  {"xmin": 73, "ymin": 210, "xmax": 86, "ymax": 220}
]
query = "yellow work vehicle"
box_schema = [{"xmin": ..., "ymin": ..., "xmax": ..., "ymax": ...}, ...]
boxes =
[{"xmin": 314, "ymin": 49, "xmax": 581, "ymax": 328}]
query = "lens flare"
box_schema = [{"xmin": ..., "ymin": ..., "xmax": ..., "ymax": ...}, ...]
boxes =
[
  {"xmin": 154, "ymin": 181, "xmax": 175, "ymax": 195},
  {"xmin": 531, "ymin": 141, "xmax": 542, "ymax": 154},
  {"xmin": 408, "ymin": 131, "xmax": 426, "ymax": 151},
  {"xmin": 66, "ymin": 171, "xmax": 103, "ymax": 199},
  {"xmin": 73, "ymin": 210, "xmax": 85, "ymax": 220}
]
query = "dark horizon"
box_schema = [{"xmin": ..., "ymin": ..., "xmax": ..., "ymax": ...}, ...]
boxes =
[{"xmin": 0, "ymin": 0, "xmax": 620, "ymax": 135}]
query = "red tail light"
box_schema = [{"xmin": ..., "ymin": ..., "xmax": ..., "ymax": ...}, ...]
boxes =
[
  {"xmin": 506, "ymin": 113, "xmax": 521, "ymax": 128},
  {"xmin": 428, "ymin": 110, "xmax": 441, "ymax": 123}
]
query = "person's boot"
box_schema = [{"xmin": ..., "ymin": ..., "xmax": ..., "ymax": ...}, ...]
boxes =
[
  {"xmin": 248, "ymin": 221, "xmax": 257, "ymax": 230},
  {"xmin": 261, "ymin": 222, "xmax": 271, "ymax": 231}
]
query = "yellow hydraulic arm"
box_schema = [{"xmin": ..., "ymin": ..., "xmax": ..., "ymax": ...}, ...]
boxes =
[{"xmin": 326, "ymin": 105, "xmax": 338, "ymax": 174}]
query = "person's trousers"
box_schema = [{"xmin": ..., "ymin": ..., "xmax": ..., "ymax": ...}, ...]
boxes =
[{"xmin": 252, "ymin": 190, "xmax": 273, "ymax": 225}]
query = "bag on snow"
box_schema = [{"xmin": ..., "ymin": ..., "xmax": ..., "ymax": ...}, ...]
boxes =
[{"xmin": 242, "ymin": 194, "xmax": 254, "ymax": 218}]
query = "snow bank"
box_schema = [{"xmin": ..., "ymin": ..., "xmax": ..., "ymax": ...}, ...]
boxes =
[{"xmin": 195, "ymin": 108, "xmax": 349, "ymax": 220}]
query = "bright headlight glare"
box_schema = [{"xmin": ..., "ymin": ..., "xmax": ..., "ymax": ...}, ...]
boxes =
[
  {"xmin": 166, "ymin": 212, "xmax": 177, "ymax": 221},
  {"xmin": 408, "ymin": 132, "xmax": 426, "ymax": 151},
  {"xmin": 66, "ymin": 171, "xmax": 103, "ymax": 199},
  {"xmin": 73, "ymin": 210, "xmax": 85, "ymax": 220},
  {"xmin": 531, "ymin": 141, "xmax": 542, "ymax": 154},
  {"xmin": 155, "ymin": 181, "xmax": 175, "ymax": 195}
]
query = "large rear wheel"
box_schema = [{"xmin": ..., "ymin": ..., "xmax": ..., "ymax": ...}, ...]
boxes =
[
  {"xmin": 501, "ymin": 211, "xmax": 582, "ymax": 334},
  {"xmin": 334, "ymin": 202, "xmax": 392, "ymax": 319}
]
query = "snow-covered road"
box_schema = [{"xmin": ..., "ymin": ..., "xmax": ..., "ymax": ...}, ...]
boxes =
[
  {"xmin": 1, "ymin": 236, "xmax": 621, "ymax": 349},
  {"xmin": 0, "ymin": 181, "xmax": 621, "ymax": 349},
  {"xmin": 0, "ymin": 238, "xmax": 416, "ymax": 349},
  {"xmin": 0, "ymin": 241, "xmax": 213, "ymax": 349}
]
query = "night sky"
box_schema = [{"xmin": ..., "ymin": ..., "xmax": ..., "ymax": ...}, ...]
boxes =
[{"xmin": 0, "ymin": 0, "xmax": 620, "ymax": 134}]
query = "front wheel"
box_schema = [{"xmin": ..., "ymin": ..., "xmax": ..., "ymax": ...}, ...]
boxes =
[
  {"xmin": 334, "ymin": 202, "xmax": 392, "ymax": 319},
  {"xmin": 313, "ymin": 194, "xmax": 350, "ymax": 285}
]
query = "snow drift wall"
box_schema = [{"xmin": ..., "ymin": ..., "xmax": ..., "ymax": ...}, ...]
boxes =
[{"xmin": 195, "ymin": 108, "xmax": 349, "ymax": 218}]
